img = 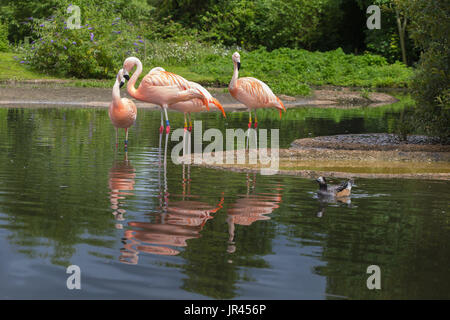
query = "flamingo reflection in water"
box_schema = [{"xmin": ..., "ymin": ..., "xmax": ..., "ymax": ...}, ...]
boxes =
[
  {"xmin": 109, "ymin": 152, "xmax": 136, "ymax": 230},
  {"xmin": 118, "ymin": 132, "xmax": 224, "ymax": 264},
  {"xmin": 107, "ymin": 152, "xmax": 140, "ymax": 264},
  {"xmin": 226, "ymin": 173, "xmax": 283, "ymax": 254}
]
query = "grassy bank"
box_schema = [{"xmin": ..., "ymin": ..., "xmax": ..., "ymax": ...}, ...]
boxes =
[
  {"xmin": 0, "ymin": 52, "xmax": 55, "ymax": 81},
  {"xmin": 180, "ymin": 47, "xmax": 412, "ymax": 96},
  {"xmin": 2, "ymin": 45, "xmax": 413, "ymax": 96}
]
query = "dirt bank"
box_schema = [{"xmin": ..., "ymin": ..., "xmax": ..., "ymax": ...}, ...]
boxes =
[
  {"xmin": 292, "ymin": 133, "xmax": 450, "ymax": 153},
  {"xmin": 180, "ymin": 134, "xmax": 450, "ymax": 180},
  {"xmin": 0, "ymin": 84, "xmax": 398, "ymax": 110}
]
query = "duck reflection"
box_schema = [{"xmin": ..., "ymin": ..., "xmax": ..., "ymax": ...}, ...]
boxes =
[
  {"xmin": 227, "ymin": 173, "xmax": 283, "ymax": 254},
  {"xmin": 119, "ymin": 132, "xmax": 224, "ymax": 264},
  {"xmin": 316, "ymin": 195, "xmax": 351, "ymax": 218}
]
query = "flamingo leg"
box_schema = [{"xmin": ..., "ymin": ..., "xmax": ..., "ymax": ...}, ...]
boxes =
[
  {"xmin": 163, "ymin": 132, "xmax": 169, "ymax": 211},
  {"xmin": 183, "ymin": 124, "xmax": 187, "ymax": 158},
  {"xmin": 184, "ymin": 113, "xmax": 187, "ymax": 131},
  {"xmin": 115, "ymin": 127, "xmax": 118, "ymax": 148},
  {"xmin": 158, "ymin": 130, "xmax": 163, "ymax": 209},
  {"xmin": 253, "ymin": 110, "xmax": 258, "ymax": 148},
  {"xmin": 163, "ymin": 105, "xmax": 170, "ymax": 134},
  {"xmin": 188, "ymin": 112, "xmax": 192, "ymax": 132},
  {"xmin": 246, "ymin": 109, "xmax": 252, "ymax": 149},
  {"xmin": 124, "ymin": 128, "xmax": 128, "ymax": 148},
  {"xmin": 159, "ymin": 108, "xmax": 164, "ymax": 133}
]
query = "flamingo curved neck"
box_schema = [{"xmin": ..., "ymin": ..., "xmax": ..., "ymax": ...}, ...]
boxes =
[
  {"xmin": 230, "ymin": 62, "xmax": 239, "ymax": 89},
  {"xmin": 112, "ymin": 77, "xmax": 121, "ymax": 106},
  {"xmin": 127, "ymin": 57, "xmax": 143, "ymax": 99}
]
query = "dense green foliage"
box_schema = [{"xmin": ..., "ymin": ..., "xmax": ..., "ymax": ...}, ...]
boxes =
[
  {"xmin": 151, "ymin": 0, "xmax": 418, "ymax": 63},
  {"xmin": 153, "ymin": 0, "xmax": 335, "ymax": 50},
  {"xmin": 0, "ymin": 0, "xmax": 59, "ymax": 44},
  {"xmin": 356, "ymin": 0, "xmax": 418, "ymax": 65},
  {"xmin": 0, "ymin": 23, "xmax": 8, "ymax": 52},
  {"xmin": 1, "ymin": 0, "xmax": 419, "ymax": 61},
  {"xmin": 405, "ymin": 0, "xmax": 450, "ymax": 142}
]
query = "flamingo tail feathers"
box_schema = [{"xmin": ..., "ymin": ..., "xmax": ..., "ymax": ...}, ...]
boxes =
[
  {"xmin": 276, "ymin": 97, "xmax": 286, "ymax": 119},
  {"xmin": 276, "ymin": 97, "xmax": 286, "ymax": 111},
  {"xmin": 211, "ymin": 98, "xmax": 226, "ymax": 118},
  {"xmin": 196, "ymin": 89, "xmax": 209, "ymax": 110}
]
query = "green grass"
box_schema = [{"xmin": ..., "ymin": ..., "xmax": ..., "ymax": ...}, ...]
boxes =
[
  {"xmin": 139, "ymin": 45, "xmax": 413, "ymax": 96},
  {"xmin": 0, "ymin": 51, "xmax": 117, "ymax": 87},
  {"xmin": 0, "ymin": 52, "xmax": 55, "ymax": 81},
  {"xmin": 2, "ymin": 45, "xmax": 414, "ymax": 96},
  {"xmin": 180, "ymin": 47, "xmax": 413, "ymax": 96}
]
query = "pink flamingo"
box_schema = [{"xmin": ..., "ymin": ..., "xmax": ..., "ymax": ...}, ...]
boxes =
[
  {"xmin": 122, "ymin": 57, "xmax": 209, "ymax": 134},
  {"xmin": 229, "ymin": 52, "xmax": 286, "ymax": 129},
  {"xmin": 109, "ymin": 69, "xmax": 137, "ymax": 147},
  {"xmin": 169, "ymin": 79, "xmax": 226, "ymax": 131}
]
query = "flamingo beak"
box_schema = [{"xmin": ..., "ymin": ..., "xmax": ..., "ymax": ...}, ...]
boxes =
[
  {"xmin": 119, "ymin": 80, "xmax": 125, "ymax": 88},
  {"xmin": 123, "ymin": 71, "xmax": 130, "ymax": 81},
  {"xmin": 237, "ymin": 62, "xmax": 241, "ymax": 70}
]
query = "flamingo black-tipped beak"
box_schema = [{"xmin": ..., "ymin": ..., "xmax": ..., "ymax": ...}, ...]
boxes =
[
  {"xmin": 237, "ymin": 62, "xmax": 241, "ymax": 70},
  {"xmin": 119, "ymin": 80, "xmax": 125, "ymax": 88},
  {"xmin": 123, "ymin": 72, "xmax": 130, "ymax": 81}
]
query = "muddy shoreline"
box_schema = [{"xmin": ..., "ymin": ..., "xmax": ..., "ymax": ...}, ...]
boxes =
[
  {"xmin": 179, "ymin": 134, "xmax": 450, "ymax": 180},
  {"xmin": 0, "ymin": 84, "xmax": 398, "ymax": 110},
  {"xmin": 292, "ymin": 134, "xmax": 450, "ymax": 153}
]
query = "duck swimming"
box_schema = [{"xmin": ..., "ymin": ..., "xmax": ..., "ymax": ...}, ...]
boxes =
[{"xmin": 316, "ymin": 176, "xmax": 354, "ymax": 198}]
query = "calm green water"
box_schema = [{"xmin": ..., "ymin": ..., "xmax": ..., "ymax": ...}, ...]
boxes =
[{"xmin": 0, "ymin": 106, "xmax": 449, "ymax": 299}]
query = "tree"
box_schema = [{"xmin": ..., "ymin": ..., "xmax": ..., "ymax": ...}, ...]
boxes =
[
  {"xmin": 392, "ymin": 0, "xmax": 408, "ymax": 65},
  {"xmin": 407, "ymin": 0, "xmax": 450, "ymax": 141},
  {"xmin": 366, "ymin": 0, "xmax": 410, "ymax": 65}
]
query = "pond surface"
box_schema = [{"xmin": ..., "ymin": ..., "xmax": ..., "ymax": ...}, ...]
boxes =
[{"xmin": 0, "ymin": 105, "xmax": 449, "ymax": 299}]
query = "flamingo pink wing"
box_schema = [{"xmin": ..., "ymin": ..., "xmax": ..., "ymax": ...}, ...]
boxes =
[
  {"xmin": 142, "ymin": 71, "xmax": 190, "ymax": 89},
  {"xmin": 238, "ymin": 77, "xmax": 279, "ymax": 106},
  {"xmin": 237, "ymin": 77, "xmax": 285, "ymax": 117}
]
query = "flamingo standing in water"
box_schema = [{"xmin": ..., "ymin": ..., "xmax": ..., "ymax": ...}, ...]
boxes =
[
  {"xmin": 228, "ymin": 52, "xmax": 286, "ymax": 129},
  {"xmin": 109, "ymin": 69, "xmax": 137, "ymax": 148},
  {"xmin": 169, "ymin": 79, "xmax": 226, "ymax": 131},
  {"xmin": 122, "ymin": 57, "xmax": 210, "ymax": 134}
]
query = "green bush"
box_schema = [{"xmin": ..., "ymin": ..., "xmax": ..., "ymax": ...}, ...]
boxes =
[
  {"xmin": 0, "ymin": 23, "xmax": 9, "ymax": 52},
  {"xmin": 21, "ymin": 0, "xmax": 146, "ymax": 78}
]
